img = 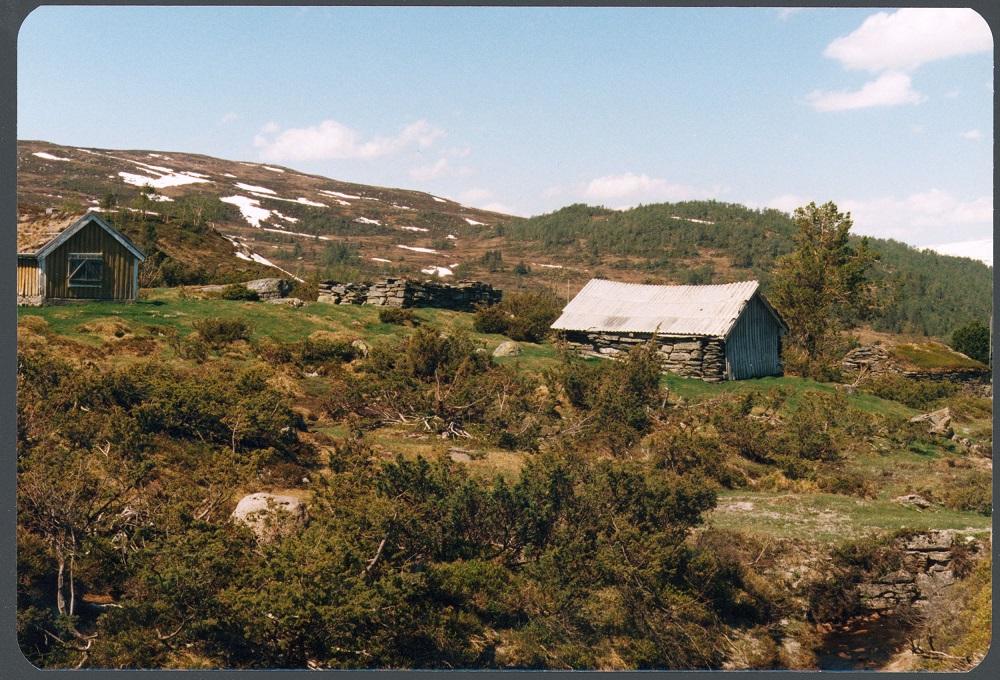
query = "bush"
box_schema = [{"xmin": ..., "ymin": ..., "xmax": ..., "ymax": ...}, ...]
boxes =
[
  {"xmin": 941, "ymin": 470, "xmax": 992, "ymax": 516},
  {"xmin": 221, "ymin": 284, "xmax": 259, "ymax": 301},
  {"xmin": 473, "ymin": 290, "xmax": 562, "ymax": 343},
  {"xmin": 191, "ymin": 318, "xmax": 251, "ymax": 348},
  {"xmin": 951, "ymin": 321, "xmax": 990, "ymax": 365},
  {"xmin": 298, "ymin": 336, "xmax": 357, "ymax": 364},
  {"xmin": 859, "ymin": 373, "xmax": 957, "ymax": 410},
  {"xmin": 378, "ymin": 307, "xmax": 416, "ymax": 325}
]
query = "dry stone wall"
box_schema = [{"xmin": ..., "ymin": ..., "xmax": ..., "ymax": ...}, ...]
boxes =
[
  {"xmin": 562, "ymin": 331, "xmax": 727, "ymax": 382},
  {"xmin": 318, "ymin": 278, "xmax": 500, "ymax": 311}
]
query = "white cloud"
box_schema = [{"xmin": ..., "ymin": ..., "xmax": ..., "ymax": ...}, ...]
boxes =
[
  {"xmin": 758, "ymin": 190, "xmax": 992, "ymax": 247},
  {"xmin": 824, "ymin": 8, "xmax": 991, "ymax": 73},
  {"xmin": 456, "ymin": 188, "xmax": 520, "ymax": 216},
  {"xmin": 806, "ymin": 71, "xmax": 924, "ymax": 111},
  {"xmin": 923, "ymin": 238, "xmax": 993, "ymax": 266},
  {"xmin": 409, "ymin": 158, "xmax": 450, "ymax": 181},
  {"xmin": 944, "ymin": 88, "xmax": 961, "ymax": 99},
  {"xmin": 254, "ymin": 118, "xmax": 444, "ymax": 162},
  {"xmin": 961, "ymin": 129, "xmax": 983, "ymax": 141},
  {"xmin": 583, "ymin": 172, "xmax": 720, "ymax": 207},
  {"xmin": 840, "ymin": 190, "xmax": 992, "ymax": 244},
  {"xmin": 220, "ymin": 112, "xmax": 240, "ymax": 124},
  {"xmin": 776, "ymin": 8, "xmax": 805, "ymax": 21}
]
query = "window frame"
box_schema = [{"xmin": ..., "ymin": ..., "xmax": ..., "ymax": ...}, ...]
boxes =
[{"xmin": 67, "ymin": 253, "xmax": 104, "ymax": 288}]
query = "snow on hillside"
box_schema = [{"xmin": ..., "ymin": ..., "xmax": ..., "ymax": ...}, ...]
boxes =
[
  {"xmin": 221, "ymin": 195, "xmax": 271, "ymax": 227},
  {"xmin": 32, "ymin": 151, "xmax": 71, "ymax": 161},
  {"xmin": 119, "ymin": 170, "xmax": 209, "ymax": 190},
  {"xmin": 464, "ymin": 217, "xmax": 486, "ymax": 226},
  {"xmin": 235, "ymin": 182, "xmax": 275, "ymax": 195},
  {"xmin": 398, "ymin": 245, "xmax": 437, "ymax": 254},
  {"xmin": 421, "ymin": 266, "xmax": 454, "ymax": 277},
  {"xmin": 355, "ymin": 217, "xmax": 382, "ymax": 226}
]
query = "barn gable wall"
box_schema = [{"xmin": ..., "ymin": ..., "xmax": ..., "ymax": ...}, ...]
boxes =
[
  {"xmin": 724, "ymin": 293, "xmax": 783, "ymax": 379},
  {"xmin": 42, "ymin": 220, "xmax": 137, "ymax": 301},
  {"xmin": 17, "ymin": 256, "xmax": 43, "ymax": 305}
]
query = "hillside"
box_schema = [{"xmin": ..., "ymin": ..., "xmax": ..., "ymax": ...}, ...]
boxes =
[
  {"xmin": 17, "ymin": 140, "xmax": 992, "ymax": 337},
  {"xmin": 16, "ymin": 290, "xmax": 992, "ymax": 670}
]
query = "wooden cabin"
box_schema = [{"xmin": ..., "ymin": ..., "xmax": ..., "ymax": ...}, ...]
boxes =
[
  {"xmin": 17, "ymin": 212, "xmax": 145, "ymax": 306},
  {"xmin": 551, "ymin": 279, "xmax": 788, "ymax": 382}
]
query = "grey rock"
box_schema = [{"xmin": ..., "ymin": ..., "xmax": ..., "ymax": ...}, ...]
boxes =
[
  {"xmin": 492, "ymin": 340, "xmax": 522, "ymax": 357},
  {"xmin": 231, "ymin": 493, "xmax": 307, "ymax": 542}
]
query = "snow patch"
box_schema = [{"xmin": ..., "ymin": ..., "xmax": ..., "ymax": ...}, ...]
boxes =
[
  {"xmin": 185, "ymin": 171, "xmax": 211, "ymax": 179},
  {"xmin": 671, "ymin": 215, "xmax": 715, "ymax": 225},
  {"xmin": 422, "ymin": 266, "xmax": 454, "ymax": 278},
  {"xmin": 370, "ymin": 257, "xmax": 392, "ymax": 263},
  {"xmin": 320, "ymin": 189, "xmax": 361, "ymax": 200},
  {"xmin": 224, "ymin": 233, "xmax": 305, "ymax": 282},
  {"xmin": 148, "ymin": 194, "xmax": 174, "ymax": 202},
  {"xmin": 119, "ymin": 170, "xmax": 209, "ymax": 189},
  {"xmin": 272, "ymin": 210, "xmax": 299, "ymax": 224},
  {"xmin": 260, "ymin": 226, "xmax": 330, "ymax": 240},
  {"xmin": 464, "ymin": 217, "xmax": 486, "ymax": 226},
  {"xmin": 398, "ymin": 244, "xmax": 438, "ymax": 254},
  {"xmin": 446, "ymin": 234, "xmax": 457, "ymax": 240},
  {"xmin": 235, "ymin": 182, "xmax": 276, "ymax": 195},
  {"xmin": 220, "ymin": 195, "xmax": 271, "ymax": 227},
  {"xmin": 399, "ymin": 225, "xmax": 429, "ymax": 232},
  {"xmin": 432, "ymin": 196, "xmax": 448, "ymax": 203},
  {"xmin": 392, "ymin": 204, "xmax": 415, "ymax": 211},
  {"xmin": 531, "ymin": 262, "xmax": 564, "ymax": 269},
  {"xmin": 263, "ymin": 166, "xmax": 285, "ymax": 173},
  {"xmin": 355, "ymin": 217, "xmax": 382, "ymax": 226},
  {"xmin": 223, "ymin": 173, "xmax": 237, "ymax": 178},
  {"xmin": 131, "ymin": 160, "xmax": 175, "ymax": 173},
  {"xmin": 294, "ymin": 197, "xmax": 326, "ymax": 207},
  {"xmin": 32, "ymin": 151, "xmax": 72, "ymax": 162}
]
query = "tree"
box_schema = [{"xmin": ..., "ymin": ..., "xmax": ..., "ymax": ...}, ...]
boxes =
[
  {"xmin": 768, "ymin": 201, "xmax": 879, "ymax": 376},
  {"xmin": 951, "ymin": 320, "xmax": 990, "ymax": 365}
]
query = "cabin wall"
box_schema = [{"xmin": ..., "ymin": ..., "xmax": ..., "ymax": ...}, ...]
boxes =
[
  {"xmin": 724, "ymin": 294, "xmax": 784, "ymax": 380},
  {"xmin": 562, "ymin": 331, "xmax": 727, "ymax": 382},
  {"xmin": 17, "ymin": 256, "xmax": 43, "ymax": 305},
  {"xmin": 43, "ymin": 221, "xmax": 137, "ymax": 301}
]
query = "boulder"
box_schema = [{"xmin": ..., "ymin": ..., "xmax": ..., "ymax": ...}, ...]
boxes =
[
  {"xmin": 909, "ymin": 407, "xmax": 953, "ymax": 437},
  {"xmin": 231, "ymin": 493, "xmax": 307, "ymax": 542},
  {"xmin": 893, "ymin": 493, "xmax": 932, "ymax": 510},
  {"xmin": 266, "ymin": 297, "xmax": 304, "ymax": 307},
  {"xmin": 351, "ymin": 339, "xmax": 371, "ymax": 357},
  {"xmin": 244, "ymin": 278, "xmax": 292, "ymax": 300},
  {"xmin": 493, "ymin": 340, "xmax": 522, "ymax": 357}
]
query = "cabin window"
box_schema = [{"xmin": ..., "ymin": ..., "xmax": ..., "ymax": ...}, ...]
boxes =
[{"xmin": 67, "ymin": 253, "xmax": 103, "ymax": 287}]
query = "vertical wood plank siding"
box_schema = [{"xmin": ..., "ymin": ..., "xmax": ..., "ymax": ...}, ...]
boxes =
[
  {"xmin": 725, "ymin": 294, "xmax": 783, "ymax": 379},
  {"xmin": 43, "ymin": 221, "xmax": 137, "ymax": 300},
  {"xmin": 17, "ymin": 257, "xmax": 41, "ymax": 297}
]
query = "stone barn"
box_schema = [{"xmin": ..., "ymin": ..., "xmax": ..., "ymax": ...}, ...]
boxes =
[
  {"xmin": 17, "ymin": 212, "xmax": 146, "ymax": 306},
  {"xmin": 551, "ymin": 279, "xmax": 788, "ymax": 382}
]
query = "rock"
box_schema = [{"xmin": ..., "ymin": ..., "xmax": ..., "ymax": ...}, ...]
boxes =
[
  {"xmin": 909, "ymin": 407, "xmax": 953, "ymax": 437},
  {"xmin": 493, "ymin": 340, "xmax": 522, "ymax": 357},
  {"xmin": 351, "ymin": 339, "xmax": 370, "ymax": 357},
  {"xmin": 244, "ymin": 278, "xmax": 292, "ymax": 300},
  {"xmin": 894, "ymin": 493, "xmax": 932, "ymax": 509},
  {"xmin": 231, "ymin": 493, "xmax": 307, "ymax": 542},
  {"xmin": 448, "ymin": 448, "xmax": 472, "ymax": 463},
  {"xmin": 265, "ymin": 296, "xmax": 304, "ymax": 307}
]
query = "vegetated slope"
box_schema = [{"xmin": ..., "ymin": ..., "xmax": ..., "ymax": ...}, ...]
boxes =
[
  {"xmin": 18, "ymin": 140, "xmax": 991, "ymax": 336},
  {"xmin": 17, "ymin": 140, "xmax": 509, "ymax": 285},
  {"xmin": 16, "ymin": 293, "xmax": 992, "ymax": 670},
  {"xmin": 496, "ymin": 202, "xmax": 993, "ymax": 337}
]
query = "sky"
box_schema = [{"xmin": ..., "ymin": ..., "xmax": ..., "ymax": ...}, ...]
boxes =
[{"xmin": 17, "ymin": 6, "xmax": 994, "ymax": 263}]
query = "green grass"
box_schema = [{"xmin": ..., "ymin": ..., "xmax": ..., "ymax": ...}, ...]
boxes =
[
  {"xmin": 890, "ymin": 342, "xmax": 987, "ymax": 371},
  {"xmin": 708, "ymin": 490, "xmax": 991, "ymax": 545},
  {"xmin": 662, "ymin": 373, "xmax": 916, "ymax": 419}
]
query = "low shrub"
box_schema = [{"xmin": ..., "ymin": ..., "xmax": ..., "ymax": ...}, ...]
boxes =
[
  {"xmin": 859, "ymin": 373, "xmax": 958, "ymax": 410},
  {"xmin": 299, "ymin": 336, "xmax": 357, "ymax": 364},
  {"xmin": 473, "ymin": 290, "xmax": 562, "ymax": 343},
  {"xmin": 941, "ymin": 470, "xmax": 992, "ymax": 516},
  {"xmin": 191, "ymin": 318, "xmax": 251, "ymax": 348},
  {"xmin": 221, "ymin": 284, "xmax": 259, "ymax": 301},
  {"xmin": 378, "ymin": 307, "xmax": 416, "ymax": 325}
]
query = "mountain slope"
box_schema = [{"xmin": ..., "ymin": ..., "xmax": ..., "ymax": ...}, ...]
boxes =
[{"xmin": 17, "ymin": 140, "xmax": 992, "ymax": 336}]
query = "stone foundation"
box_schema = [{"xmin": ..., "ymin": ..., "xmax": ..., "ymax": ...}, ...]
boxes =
[
  {"xmin": 562, "ymin": 330, "xmax": 727, "ymax": 382},
  {"xmin": 318, "ymin": 278, "xmax": 500, "ymax": 311},
  {"xmin": 17, "ymin": 295, "xmax": 44, "ymax": 307}
]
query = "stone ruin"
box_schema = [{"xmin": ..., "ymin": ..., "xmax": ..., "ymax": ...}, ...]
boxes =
[
  {"xmin": 856, "ymin": 531, "xmax": 984, "ymax": 613},
  {"xmin": 317, "ymin": 277, "xmax": 501, "ymax": 311},
  {"xmin": 561, "ymin": 330, "xmax": 727, "ymax": 382}
]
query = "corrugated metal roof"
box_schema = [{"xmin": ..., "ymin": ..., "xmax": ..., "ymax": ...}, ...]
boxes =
[{"xmin": 551, "ymin": 279, "xmax": 762, "ymax": 337}]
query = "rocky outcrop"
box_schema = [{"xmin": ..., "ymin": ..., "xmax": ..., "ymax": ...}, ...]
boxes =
[
  {"xmin": 562, "ymin": 331, "xmax": 727, "ymax": 382},
  {"xmin": 318, "ymin": 278, "xmax": 500, "ymax": 311},
  {"xmin": 909, "ymin": 407, "xmax": 953, "ymax": 437},
  {"xmin": 856, "ymin": 531, "xmax": 982, "ymax": 613},
  {"xmin": 841, "ymin": 345, "xmax": 891, "ymax": 373},
  {"xmin": 231, "ymin": 493, "xmax": 308, "ymax": 543},
  {"xmin": 493, "ymin": 340, "xmax": 521, "ymax": 357},
  {"xmin": 244, "ymin": 277, "xmax": 293, "ymax": 300}
]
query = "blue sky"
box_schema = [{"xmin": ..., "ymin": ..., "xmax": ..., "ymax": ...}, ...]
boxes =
[{"xmin": 17, "ymin": 6, "xmax": 993, "ymax": 261}]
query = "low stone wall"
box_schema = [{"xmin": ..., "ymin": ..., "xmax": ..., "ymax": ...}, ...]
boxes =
[
  {"xmin": 17, "ymin": 295, "xmax": 44, "ymax": 307},
  {"xmin": 857, "ymin": 531, "xmax": 983, "ymax": 613},
  {"xmin": 562, "ymin": 331, "xmax": 727, "ymax": 382},
  {"xmin": 318, "ymin": 278, "xmax": 500, "ymax": 311}
]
